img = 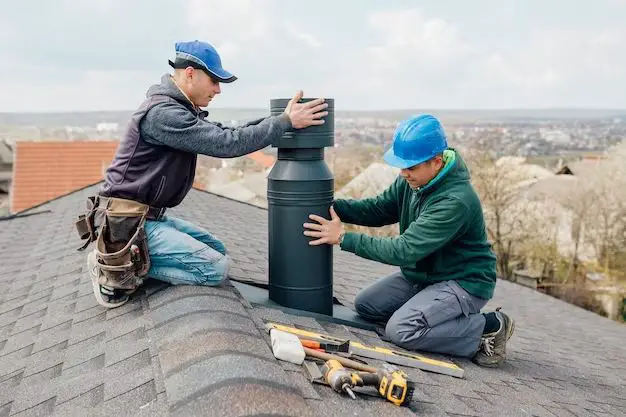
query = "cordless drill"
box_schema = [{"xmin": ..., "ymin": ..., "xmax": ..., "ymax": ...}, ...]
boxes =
[{"xmin": 321, "ymin": 359, "xmax": 415, "ymax": 406}]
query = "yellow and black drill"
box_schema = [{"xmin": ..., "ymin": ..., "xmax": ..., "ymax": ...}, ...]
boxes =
[{"xmin": 320, "ymin": 359, "xmax": 415, "ymax": 406}]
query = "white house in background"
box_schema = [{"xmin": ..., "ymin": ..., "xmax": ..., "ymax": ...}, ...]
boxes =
[
  {"xmin": 206, "ymin": 170, "xmax": 270, "ymax": 208},
  {"xmin": 96, "ymin": 122, "xmax": 119, "ymax": 133},
  {"xmin": 495, "ymin": 155, "xmax": 554, "ymax": 183},
  {"xmin": 337, "ymin": 162, "xmax": 399, "ymax": 199}
]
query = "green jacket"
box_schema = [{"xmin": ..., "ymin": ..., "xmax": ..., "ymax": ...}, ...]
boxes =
[{"xmin": 335, "ymin": 149, "xmax": 497, "ymax": 299}]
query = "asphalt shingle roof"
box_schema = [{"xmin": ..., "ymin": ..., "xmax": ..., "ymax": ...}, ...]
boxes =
[{"xmin": 0, "ymin": 183, "xmax": 624, "ymax": 416}]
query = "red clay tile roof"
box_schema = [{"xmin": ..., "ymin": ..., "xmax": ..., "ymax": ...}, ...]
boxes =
[
  {"xmin": 246, "ymin": 150, "xmax": 276, "ymax": 169},
  {"xmin": 10, "ymin": 140, "xmax": 119, "ymax": 213}
]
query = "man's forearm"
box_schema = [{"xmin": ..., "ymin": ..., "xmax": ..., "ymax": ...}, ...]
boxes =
[
  {"xmin": 333, "ymin": 197, "xmax": 399, "ymax": 227},
  {"xmin": 143, "ymin": 104, "xmax": 292, "ymax": 158},
  {"xmin": 203, "ymin": 114, "xmax": 291, "ymax": 158}
]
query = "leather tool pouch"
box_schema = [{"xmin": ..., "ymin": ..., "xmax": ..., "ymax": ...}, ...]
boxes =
[{"xmin": 75, "ymin": 196, "xmax": 152, "ymax": 291}]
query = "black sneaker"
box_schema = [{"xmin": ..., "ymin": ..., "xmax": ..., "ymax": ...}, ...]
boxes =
[
  {"xmin": 472, "ymin": 309, "xmax": 515, "ymax": 367},
  {"xmin": 88, "ymin": 250, "xmax": 129, "ymax": 309}
]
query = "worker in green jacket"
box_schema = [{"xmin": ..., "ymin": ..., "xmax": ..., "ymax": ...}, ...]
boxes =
[{"xmin": 303, "ymin": 114, "xmax": 515, "ymax": 367}]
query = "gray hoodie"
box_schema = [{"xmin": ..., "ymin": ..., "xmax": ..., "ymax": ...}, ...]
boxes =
[
  {"xmin": 141, "ymin": 74, "xmax": 292, "ymax": 157},
  {"xmin": 100, "ymin": 74, "xmax": 291, "ymax": 208}
]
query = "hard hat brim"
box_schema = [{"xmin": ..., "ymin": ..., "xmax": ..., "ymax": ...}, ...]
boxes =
[{"xmin": 383, "ymin": 147, "xmax": 431, "ymax": 169}]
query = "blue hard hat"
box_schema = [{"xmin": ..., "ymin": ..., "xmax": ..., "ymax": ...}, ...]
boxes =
[
  {"xmin": 168, "ymin": 40, "xmax": 237, "ymax": 83},
  {"xmin": 383, "ymin": 114, "xmax": 448, "ymax": 169}
]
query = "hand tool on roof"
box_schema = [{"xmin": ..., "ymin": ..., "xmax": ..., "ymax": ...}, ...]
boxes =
[
  {"xmin": 311, "ymin": 359, "xmax": 415, "ymax": 406},
  {"xmin": 265, "ymin": 321, "xmax": 464, "ymax": 378},
  {"xmin": 322, "ymin": 359, "xmax": 358, "ymax": 399},
  {"xmin": 303, "ymin": 346, "xmax": 377, "ymax": 373},
  {"xmin": 300, "ymin": 339, "xmax": 350, "ymax": 353},
  {"xmin": 369, "ymin": 362, "xmax": 415, "ymax": 406},
  {"xmin": 303, "ymin": 360, "xmax": 325, "ymax": 384}
]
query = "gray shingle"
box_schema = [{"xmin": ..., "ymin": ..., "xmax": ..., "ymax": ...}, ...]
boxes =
[
  {"xmin": 0, "ymin": 343, "xmax": 32, "ymax": 376},
  {"xmin": 1, "ymin": 325, "xmax": 40, "ymax": 355},
  {"xmin": 0, "ymin": 402, "xmax": 11, "ymax": 417},
  {"xmin": 22, "ymin": 342, "xmax": 67, "ymax": 377},
  {"xmin": 0, "ymin": 306, "xmax": 22, "ymax": 328},
  {"xmin": 157, "ymin": 330, "xmax": 273, "ymax": 377},
  {"xmin": 52, "ymin": 384, "xmax": 104, "ymax": 416},
  {"xmin": 61, "ymin": 354, "xmax": 104, "ymax": 379},
  {"xmin": 147, "ymin": 283, "xmax": 239, "ymax": 310},
  {"xmin": 104, "ymin": 301, "xmax": 143, "ymax": 321},
  {"xmin": 104, "ymin": 367, "xmax": 154, "ymax": 401},
  {"xmin": 11, "ymin": 309, "xmax": 47, "ymax": 335},
  {"xmin": 164, "ymin": 354, "xmax": 292, "ymax": 405},
  {"xmin": 104, "ymin": 327, "xmax": 149, "ymax": 366},
  {"xmin": 150, "ymin": 309, "xmax": 258, "ymax": 351},
  {"xmin": 172, "ymin": 382, "xmax": 313, "ymax": 417},
  {"xmin": 100, "ymin": 380, "xmax": 158, "ymax": 415},
  {"xmin": 20, "ymin": 363, "xmax": 63, "ymax": 387},
  {"xmin": 11, "ymin": 397, "xmax": 57, "ymax": 417},
  {"xmin": 285, "ymin": 370, "xmax": 323, "ymax": 400},
  {"xmin": 105, "ymin": 349, "xmax": 152, "ymax": 381},
  {"xmin": 149, "ymin": 292, "xmax": 247, "ymax": 326},
  {"xmin": 0, "ymin": 321, "xmax": 16, "ymax": 340}
]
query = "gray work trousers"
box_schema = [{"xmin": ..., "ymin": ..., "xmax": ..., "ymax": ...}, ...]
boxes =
[{"xmin": 354, "ymin": 272, "xmax": 488, "ymax": 358}]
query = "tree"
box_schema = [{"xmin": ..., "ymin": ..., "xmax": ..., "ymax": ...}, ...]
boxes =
[
  {"xmin": 465, "ymin": 149, "xmax": 559, "ymax": 279},
  {"xmin": 582, "ymin": 142, "xmax": 626, "ymax": 277}
]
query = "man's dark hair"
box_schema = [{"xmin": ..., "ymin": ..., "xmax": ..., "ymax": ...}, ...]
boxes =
[{"xmin": 169, "ymin": 58, "xmax": 219, "ymax": 83}]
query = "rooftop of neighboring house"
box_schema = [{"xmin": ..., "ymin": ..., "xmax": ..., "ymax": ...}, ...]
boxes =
[
  {"xmin": 246, "ymin": 150, "xmax": 276, "ymax": 170},
  {"xmin": 556, "ymin": 157, "xmax": 606, "ymax": 176},
  {"xmin": 337, "ymin": 162, "xmax": 399, "ymax": 199},
  {"xmin": 9, "ymin": 140, "xmax": 119, "ymax": 214},
  {"xmin": 0, "ymin": 183, "xmax": 624, "ymax": 417}
]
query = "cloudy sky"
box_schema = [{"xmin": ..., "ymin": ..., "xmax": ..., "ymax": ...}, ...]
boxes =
[{"xmin": 1, "ymin": 0, "xmax": 625, "ymax": 112}]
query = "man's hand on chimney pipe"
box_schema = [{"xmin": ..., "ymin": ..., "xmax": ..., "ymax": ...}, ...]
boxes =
[
  {"xmin": 303, "ymin": 206, "xmax": 345, "ymax": 246},
  {"xmin": 284, "ymin": 90, "xmax": 329, "ymax": 129}
]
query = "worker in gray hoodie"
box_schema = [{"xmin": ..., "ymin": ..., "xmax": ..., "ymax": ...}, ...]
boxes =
[{"xmin": 87, "ymin": 40, "xmax": 328, "ymax": 308}]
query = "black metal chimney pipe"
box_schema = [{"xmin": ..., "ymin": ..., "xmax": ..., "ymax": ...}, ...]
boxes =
[{"xmin": 267, "ymin": 98, "xmax": 335, "ymax": 315}]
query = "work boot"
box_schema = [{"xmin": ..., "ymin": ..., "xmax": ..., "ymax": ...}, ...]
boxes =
[
  {"xmin": 88, "ymin": 250, "xmax": 129, "ymax": 309},
  {"xmin": 472, "ymin": 309, "xmax": 515, "ymax": 367}
]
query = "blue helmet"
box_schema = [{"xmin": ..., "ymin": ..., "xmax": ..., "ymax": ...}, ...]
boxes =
[
  {"xmin": 168, "ymin": 40, "xmax": 237, "ymax": 83},
  {"xmin": 383, "ymin": 114, "xmax": 448, "ymax": 169}
]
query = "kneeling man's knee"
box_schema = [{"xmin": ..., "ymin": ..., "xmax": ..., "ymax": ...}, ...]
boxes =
[
  {"xmin": 385, "ymin": 310, "xmax": 429, "ymax": 348},
  {"xmin": 354, "ymin": 291, "xmax": 370, "ymax": 317},
  {"xmin": 354, "ymin": 289, "xmax": 383, "ymax": 321},
  {"xmin": 199, "ymin": 254, "xmax": 230, "ymax": 286}
]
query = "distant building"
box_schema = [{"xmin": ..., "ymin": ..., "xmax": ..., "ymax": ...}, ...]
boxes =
[
  {"xmin": 539, "ymin": 128, "xmax": 571, "ymax": 144},
  {"xmin": 0, "ymin": 140, "xmax": 12, "ymax": 193},
  {"xmin": 96, "ymin": 122, "xmax": 119, "ymax": 132},
  {"xmin": 246, "ymin": 150, "xmax": 276, "ymax": 170},
  {"xmin": 337, "ymin": 162, "xmax": 399, "ymax": 199},
  {"xmin": 206, "ymin": 170, "xmax": 269, "ymax": 208},
  {"xmin": 555, "ymin": 157, "xmax": 604, "ymax": 176},
  {"xmin": 10, "ymin": 140, "xmax": 119, "ymax": 213}
]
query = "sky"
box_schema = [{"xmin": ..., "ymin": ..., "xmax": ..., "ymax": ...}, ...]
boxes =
[{"xmin": 0, "ymin": 0, "xmax": 625, "ymax": 112}]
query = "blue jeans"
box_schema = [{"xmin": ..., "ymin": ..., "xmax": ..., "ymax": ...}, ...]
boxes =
[{"xmin": 144, "ymin": 216, "xmax": 229, "ymax": 286}]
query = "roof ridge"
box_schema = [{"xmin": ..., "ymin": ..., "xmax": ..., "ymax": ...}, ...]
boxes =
[
  {"xmin": 190, "ymin": 185, "xmax": 269, "ymax": 212},
  {"xmin": 6, "ymin": 179, "xmax": 268, "ymax": 219},
  {"xmin": 8, "ymin": 180, "xmax": 105, "ymax": 217},
  {"xmin": 147, "ymin": 283, "xmax": 313, "ymax": 416}
]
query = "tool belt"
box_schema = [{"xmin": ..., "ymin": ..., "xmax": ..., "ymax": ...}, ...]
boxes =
[{"xmin": 75, "ymin": 195, "xmax": 166, "ymax": 291}]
